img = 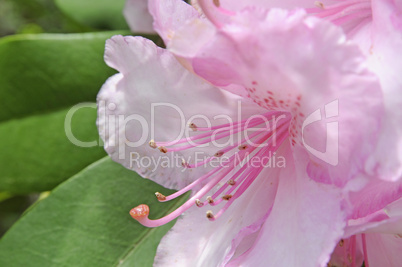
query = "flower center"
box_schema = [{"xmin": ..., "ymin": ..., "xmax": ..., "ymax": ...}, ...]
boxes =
[
  {"xmin": 308, "ymin": 0, "xmax": 372, "ymax": 34},
  {"xmin": 130, "ymin": 111, "xmax": 291, "ymax": 227}
]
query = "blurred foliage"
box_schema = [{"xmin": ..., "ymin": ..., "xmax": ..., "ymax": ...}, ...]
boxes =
[
  {"xmin": 0, "ymin": 0, "xmax": 88, "ymax": 37},
  {"xmin": 0, "ymin": 31, "xmax": 126, "ymax": 121},
  {"xmin": 0, "ymin": 0, "xmax": 112, "ymax": 238},
  {"xmin": 0, "ymin": 105, "xmax": 106, "ymax": 194},
  {"xmin": 55, "ymin": 0, "xmax": 129, "ymax": 30}
]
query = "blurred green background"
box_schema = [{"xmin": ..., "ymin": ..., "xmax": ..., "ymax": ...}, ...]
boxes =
[
  {"xmin": 0, "ymin": 5, "xmax": 177, "ymax": 266},
  {"xmin": 0, "ymin": 0, "xmax": 128, "ymax": 236},
  {"xmin": 0, "ymin": 0, "xmax": 68, "ymax": 237},
  {"xmin": 0, "ymin": 0, "xmax": 84, "ymax": 37}
]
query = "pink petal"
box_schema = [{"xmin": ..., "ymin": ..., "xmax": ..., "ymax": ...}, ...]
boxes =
[
  {"xmin": 220, "ymin": 211, "xmax": 271, "ymax": 266},
  {"xmin": 347, "ymin": 178, "xmax": 402, "ymax": 219},
  {"xmin": 97, "ymin": 35, "xmax": 264, "ymax": 189},
  {"xmin": 148, "ymin": 0, "xmax": 252, "ymax": 97},
  {"xmin": 148, "ymin": 0, "xmax": 199, "ymax": 45},
  {"xmin": 124, "ymin": 0, "xmax": 156, "ymax": 33},
  {"xmin": 364, "ymin": 0, "xmax": 402, "ymax": 182},
  {"xmin": 365, "ymin": 233, "xmax": 402, "ymax": 267},
  {"xmin": 345, "ymin": 198, "xmax": 402, "ymax": 237},
  {"xmin": 216, "ymin": 0, "xmax": 335, "ymax": 11},
  {"xmin": 225, "ymin": 145, "xmax": 346, "ymax": 266}
]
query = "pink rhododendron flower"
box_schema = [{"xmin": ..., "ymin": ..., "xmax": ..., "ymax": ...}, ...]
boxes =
[
  {"xmin": 147, "ymin": 0, "xmax": 402, "ymax": 182},
  {"xmin": 97, "ymin": 0, "xmax": 402, "ymax": 266},
  {"xmin": 328, "ymin": 182, "xmax": 402, "ymax": 267}
]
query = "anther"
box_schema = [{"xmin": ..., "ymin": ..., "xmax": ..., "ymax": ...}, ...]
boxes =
[
  {"xmin": 314, "ymin": 1, "xmax": 325, "ymax": 9},
  {"xmin": 158, "ymin": 146, "xmax": 168, "ymax": 153},
  {"xmin": 149, "ymin": 140, "xmax": 157, "ymax": 149},
  {"xmin": 189, "ymin": 123, "xmax": 198, "ymax": 131},
  {"xmin": 207, "ymin": 196, "xmax": 214, "ymax": 204},
  {"xmin": 181, "ymin": 159, "xmax": 190, "ymax": 168},
  {"xmin": 222, "ymin": 194, "xmax": 233, "ymax": 201},
  {"xmin": 339, "ymin": 239, "xmax": 344, "ymax": 247},
  {"xmin": 238, "ymin": 144, "xmax": 248, "ymax": 150},
  {"xmin": 206, "ymin": 210, "xmax": 215, "ymax": 220},
  {"xmin": 155, "ymin": 192, "xmax": 166, "ymax": 201},
  {"xmin": 214, "ymin": 151, "xmax": 224, "ymax": 157},
  {"xmin": 227, "ymin": 179, "xmax": 236, "ymax": 185},
  {"xmin": 195, "ymin": 199, "xmax": 204, "ymax": 207},
  {"xmin": 213, "ymin": 0, "xmax": 220, "ymax": 7}
]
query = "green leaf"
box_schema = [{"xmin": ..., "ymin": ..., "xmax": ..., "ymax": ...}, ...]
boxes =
[
  {"xmin": 0, "ymin": 158, "xmax": 188, "ymax": 267},
  {"xmin": 0, "ymin": 195, "xmax": 37, "ymax": 237},
  {"xmin": 0, "ymin": 104, "xmax": 106, "ymax": 194},
  {"xmin": 0, "ymin": 192, "xmax": 12, "ymax": 203},
  {"xmin": 0, "ymin": 31, "xmax": 128, "ymax": 122},
  {"xmin": 55, "ymin": 0, "xmax": 128, "ymax": 30}
]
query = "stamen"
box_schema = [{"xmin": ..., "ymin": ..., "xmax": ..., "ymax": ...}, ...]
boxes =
[
  {"xmin": 207, "ymin": 196, "xmax": 214, "ymax": 204},
  {"xmin": 158, "ymin": 146, "xmax": 168, "ymax": 153},
  {"xmin": 307, "ymin": 0, "xmax": 371, "ymax": 27},
  {"xmin": 130, "ymin": 151, "xmax": 252, "ymax": 227},
  {"xmin": 361, "ymin": 234, "xmax": 369, "ymax": 267},
  {"xmin": 189, "ymin": 123, "xmax": 198, "ymax": 131},
  {"xmin": 186, "ymin": 126, "xmax": 269, "ymax": 168},
  {"xmin": 181, "ymin": 159, "xmax": 190, "ymax": 168},
  {"xmin": 149, "ymin": 140, "xmax": 157, "ymax": 149},
  {"xmin": 331, "ymin": 12, "xmax": 371, "ymax": 29},
  {"xmin": 339, "ymin": 239, "xmax": 344, "ymax": 247},
  {"xmin": 214, "ymin": 124, "xmax": 289, "ymax": 203},
  {"xmin": 203, "ymin": 127, "xmax": 286, "ymax": 207},
  {"xmin": 195, "ymin": 199, "xmax": 204, "ymax": 207},
  {"xmin": 130, "ymin": 112, "xmax": 292, "ymax": 227},
  {"xmin": 188, "ymin": 114, "xmax": 292, "ymax": 169},
  {"xmin": 209, "ymin": 126, "xmax": 290, "ymax": 219},
  {"xmin": 155, "ymin": 192, "xmax": 166, "ymax": 201},
  {"xmin": 160, "ymin": 149, "xmax": 249, "ymax": 202},
  {"xmin": 154, "ymin": 117, "xmax": 267, "ymax": 151},
  {"xmin": 206, "ymin": 210, "xmax": 215, "ymax": 220},
  {"xmin": 314, "ymin": 1, "xmax": 324, "ymax": 9},
  {"xmin": 222, "ymin": 194, "xmax": 232, "ymax": 200},
  {"xmin": 214, "ymin": 151, "xmax": 224, "ymax": 157},
  {"xmin": 227, "ymin": 179, "xmax": 235, "ymax": 185},
  {"xmin": 154, "ymin": 110, "xmax": 278, "ymax": 148},
  {"xmin": 238, "ymin": 144, "xmax": 248, "ymax": 150},
  {"xmin": 350, "ymin": 235, "xmax": 356, "ymax": 267},
  {"xmin": 209, "ymin": 166, "xmax": 255, "ymax": 207},
  {"xmin": 324, "ymin": 3, "xmax": 371, "ymax": 25}
]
